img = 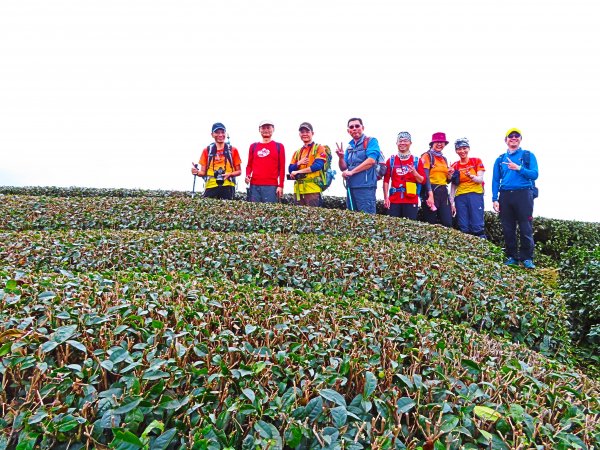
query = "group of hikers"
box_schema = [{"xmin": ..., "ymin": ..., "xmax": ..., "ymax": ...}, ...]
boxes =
[{"xmin": 191, "ymin": 118, "xmax": 539, "ymax": 268}]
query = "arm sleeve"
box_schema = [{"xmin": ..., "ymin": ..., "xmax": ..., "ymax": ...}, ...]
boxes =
[
  {"xmin": 522, "ymin": 152, "xmax": 539, "ymax": 180},
  {"xmin": 289, "ymin": 163, "xmax": 299, "ymax": 172},
  {"xmin": 423, "ymin": 169, "xmax": 432, "ymax": 193},
  {"xmin": 199, "ymin": 148, "xmax": 208, "ymax": 167},
  {"xmin": 232, "ymin": 148, "xmax": 242, "ymax": 167},
  {"xmin": 365, "ymin": 137, "xmax": 381, "ymax": 160},
  {"xmin": 383, "ymin": 159, "xmax": 392, "ymax": 183},
  {"xmin": 491, "ymin": 157, "xmax": 502, "ymax": 201},
  {"xmin": 278, "ymin": 144, "xmax": 286, "ymax": 188},
  {"xmin": 309, "ymin": 159, "xmax": 324, "ymax": 172},
  {"xmin": 246, "ymin": 145, "xmax": 254, "ymax": 177}
]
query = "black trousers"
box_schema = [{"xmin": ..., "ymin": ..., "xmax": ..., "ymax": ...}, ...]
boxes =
[
  {"xmin": 204, "ymin": 185, "xmax": 235, "ymax": 200},
  {"xmin": 499, "ymin": 189, "xmax": 535, "ymax": 261}
]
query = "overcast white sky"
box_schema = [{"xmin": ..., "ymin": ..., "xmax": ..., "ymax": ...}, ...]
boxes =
[{"xmin": 1, "ymin": 0, "xmax": 598, "ymax": 222}]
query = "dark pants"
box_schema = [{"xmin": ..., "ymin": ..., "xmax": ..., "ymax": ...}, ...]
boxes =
[
  {"xmin": 422, "ymin": 185, "xmax": 452, "ymax": 227},
  {"xmin": 247, "ymin": 185, "xmax": 278, "ymax": 203},
  {"xmin": 389, "ymin": 203, "xmax": 419, "ymax": 220},
  {"xmin": 499, "ymin": 189, "xmax": 534, "ymax": 261},
  {"xmin": 204, "ymin": 185, "xmax": 235, "ymax": 200},
  {"xmin": 293, "ymin": 193, "xmax": 321, "ymax": 207},
  {"xmin": 347, "ymin": 187, "xmax": 376, "ymax": 214},
  {"xmin": 455, "ymin": 192, "xmax": 486, "ymax": 237}
]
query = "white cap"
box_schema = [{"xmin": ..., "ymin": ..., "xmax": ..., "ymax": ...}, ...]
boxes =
[{"xmin": 259, "ymin": 120, "xmax": 274, "ymax": 127}]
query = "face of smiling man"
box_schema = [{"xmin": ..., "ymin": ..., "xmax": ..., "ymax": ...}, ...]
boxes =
[{"xmin": 347, "ymin": 119, "xmax": 363, "ymax": 141}]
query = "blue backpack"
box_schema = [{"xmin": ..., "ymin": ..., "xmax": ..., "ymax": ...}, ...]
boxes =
[{"xmin": 388, "ymin": 155, "xmax": 421, "ymax": 198}]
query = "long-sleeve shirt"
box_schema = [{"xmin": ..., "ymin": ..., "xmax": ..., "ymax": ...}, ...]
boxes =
[
  {"xmin": 492, "ymin": 147, "xmax": 538, "ymax": 201},
  {"xmin": 246, "ymin": 141, "xmax": 286, "ymax": 188}
]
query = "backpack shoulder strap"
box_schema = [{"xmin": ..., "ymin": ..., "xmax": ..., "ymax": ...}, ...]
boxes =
[
  {"xmin": 426, "ymin": 150, "xmax": 434, "ymax": 168},
  {"xmin": 413, "ymin": 156, "xmax": 419, "ymax": 170},
  {"xmin": 390, "ymin": 155, "xmax": 395, "ymax": 170},
  {"xmin": 363, "ymin": 136, "xmax": 370, "ymax": 149},
  {"xmin": 522, "ymin": 150, "xmax": 531, "ymax": 168}
]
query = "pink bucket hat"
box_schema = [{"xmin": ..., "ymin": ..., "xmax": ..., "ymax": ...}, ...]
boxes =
[{"xmin": 429, "ymin": 132, "xmax": 449, "ymax": 146}]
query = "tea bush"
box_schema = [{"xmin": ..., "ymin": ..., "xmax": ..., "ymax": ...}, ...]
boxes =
[
  {"xmin": 559, "ymin": 246, "xmax": 600, "ymax": 348},
  {"xmin": 1, "ymin": 271, "xmax": 598, "ymax": 449},
  {"xmin": 0, "ymin": 189, "xmax": 598, "ymax": 449}
]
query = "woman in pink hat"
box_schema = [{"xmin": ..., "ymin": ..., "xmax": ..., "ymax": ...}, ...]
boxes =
[{"xmin": 419, "ymin": 132, "xmax": 454, "ymax": 227}]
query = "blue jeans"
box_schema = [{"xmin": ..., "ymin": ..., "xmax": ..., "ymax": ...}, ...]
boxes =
[
  {"xmin": 499, "ymin": 189, "xmax": 535, "ymax": 261},
  {"xmin": 247, "ymin": 185, "xmax": 278, "ymax": 203},
  {"xmin": 347, "ymin": 187, "xmax": 376, "ymax": 214},
  {"xmin": 455, "ymin": 192, "xmax": 485, "ymax": 237}
]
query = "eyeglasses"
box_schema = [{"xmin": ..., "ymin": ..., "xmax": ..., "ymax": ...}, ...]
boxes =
[
  {"xmin": 348, "ymin": 124, "xmax": 362, "ymax": 129},
  {"xmin": 507, "ymin": 133, "xmax": 521, "ymax": 139}
]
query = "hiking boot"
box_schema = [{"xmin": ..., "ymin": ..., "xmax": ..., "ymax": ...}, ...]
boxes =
[
  {"xmin": 522, "ymin": 259, "xmax": 536, "ymax": 269},
  {"xmin": 504, "ymin": 257, "xmax": 518, "ymax": 266}
]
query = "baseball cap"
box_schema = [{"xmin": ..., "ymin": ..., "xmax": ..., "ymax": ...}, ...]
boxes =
[
  {"xmin": 505, "ymin": 127, "xmax": 522, "ymax": 137},
  {"xmin": 259, "ymin": 120, "xmax": 274, "ymax": 127},
  {"xmin": 454, "ymin": 137, "xmax": 470, "ymax": 149},
  {"xmin": 211, "ymin": 122, "xmax": 226, "ymax": 133},
  {"xmin": 298, "ymin": 122, "xmax": 313, "ymax": 132}
]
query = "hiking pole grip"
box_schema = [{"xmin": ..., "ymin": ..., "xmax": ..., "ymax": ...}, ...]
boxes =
[{"xmin": 191, "ymin": 163, "xmax": 199, "ymax": 198}]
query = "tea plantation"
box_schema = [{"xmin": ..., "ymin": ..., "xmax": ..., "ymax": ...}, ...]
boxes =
[{"xmin": 1, "ymin": 188, "xmax": 598, "ymax": 449}]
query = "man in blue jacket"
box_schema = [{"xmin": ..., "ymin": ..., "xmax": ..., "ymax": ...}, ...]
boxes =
[
  {"xmin": 335, "ymin": 117, "xmax": 381, "ymax": 214},
  {"xmin": 492, "ymin": 128, "xmax": 539, "ymax": 269}
]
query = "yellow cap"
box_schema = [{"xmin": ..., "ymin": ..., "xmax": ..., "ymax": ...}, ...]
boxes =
[{"xmin": 505, "ymin": 127, "xmax": 522, "ymax": 137}]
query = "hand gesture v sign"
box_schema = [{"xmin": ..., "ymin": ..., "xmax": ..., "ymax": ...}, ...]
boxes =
[{"xmin": 336, "ymin": 142, "xmax": 348, "ymax": 172}]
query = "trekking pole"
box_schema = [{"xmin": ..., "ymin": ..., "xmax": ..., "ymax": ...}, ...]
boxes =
[
  {"xmin": 344, "ymin": 179, "xmax": 354, "ymax": 211},
  {"xmin": 191, "ymin": 163, "xmax": 198, "ymax": 198}
]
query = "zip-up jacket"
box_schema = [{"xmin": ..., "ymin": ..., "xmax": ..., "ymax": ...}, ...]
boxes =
[
  {"xmin": 492, "ymin": 148, "xmax": 538, "ymax": 201},
  {"xmin": 344, "ymin": 135, "xmax": 380, "ymax": 189}
]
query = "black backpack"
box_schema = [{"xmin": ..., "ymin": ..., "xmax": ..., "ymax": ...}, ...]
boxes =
[{"xmin": 206, "ymin": 143, "xmax": 236, "ymax": 181}]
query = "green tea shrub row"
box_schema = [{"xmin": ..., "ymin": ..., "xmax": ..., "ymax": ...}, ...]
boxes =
[
  {"xmin": 1, "ymin": 271, "xmax": 598, "ymax": 449},
  {"xmin": 559, "ymin": 246, "xmax": 600, "ymax": 349},
  {"xmin": 0, "ymin": 195, "xmax": 501, "ymax": 262},
  {"xmin": 1, "ymin": 229, "xmax": 568, "ymax": 355},
  {"xmin": 4, "ymin": 188, "xmax": 599, "ymax": 264}
]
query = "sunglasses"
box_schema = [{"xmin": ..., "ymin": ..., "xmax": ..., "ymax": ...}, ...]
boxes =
[
  {"xmin": 507, "ymin": 133, "xmax": 521, "ymax": 139},
  {"xmin": 348, "ymin": 124, "xmax": 362, "ymax": 129}
]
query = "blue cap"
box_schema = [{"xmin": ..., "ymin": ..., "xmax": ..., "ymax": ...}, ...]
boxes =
[{"xmin": 211, "ymin": 122, "xmax": 226, "ymax": 133}]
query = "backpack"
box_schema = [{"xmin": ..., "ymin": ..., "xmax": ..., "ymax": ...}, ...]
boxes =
[
  {"xmin": 522, "ymin": 151, "xmax": 538, "ymax": 198},
  {"xmin": 294, "ymin": 143, "xmax": 336, "ymax": 192},
  {"xmin": 362, "ymin": 137, "xmax": 387, "ymax": 180},
  {"xmin": 206, "ymin": 143, "xmax": 236, "ymax": 181},
  {"xmin": 389, "ymin": 155, "xmax": 421, "ymax": 197},
  {"xmin": 498, "ymin": 150, "xmax": 538, "ymax": 198}
]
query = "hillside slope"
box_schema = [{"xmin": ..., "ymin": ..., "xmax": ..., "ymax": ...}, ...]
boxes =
[{"xmin": 1, "ymin": 193, "xmax": 598, "ymax": 449}]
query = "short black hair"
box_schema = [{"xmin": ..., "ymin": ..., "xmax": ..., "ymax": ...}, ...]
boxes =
[{"xmin": 347, "ymin": 117, "xmax": 363, "ymax": 127}]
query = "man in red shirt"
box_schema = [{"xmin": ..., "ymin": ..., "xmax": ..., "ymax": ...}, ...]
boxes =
[
  {"xmin": 191, "ymin": 122, "xmax": 242, "ymax": 200},
  {"xmin": 245, "ymin": 120, "xmax": 286, "ymax": 203}
]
